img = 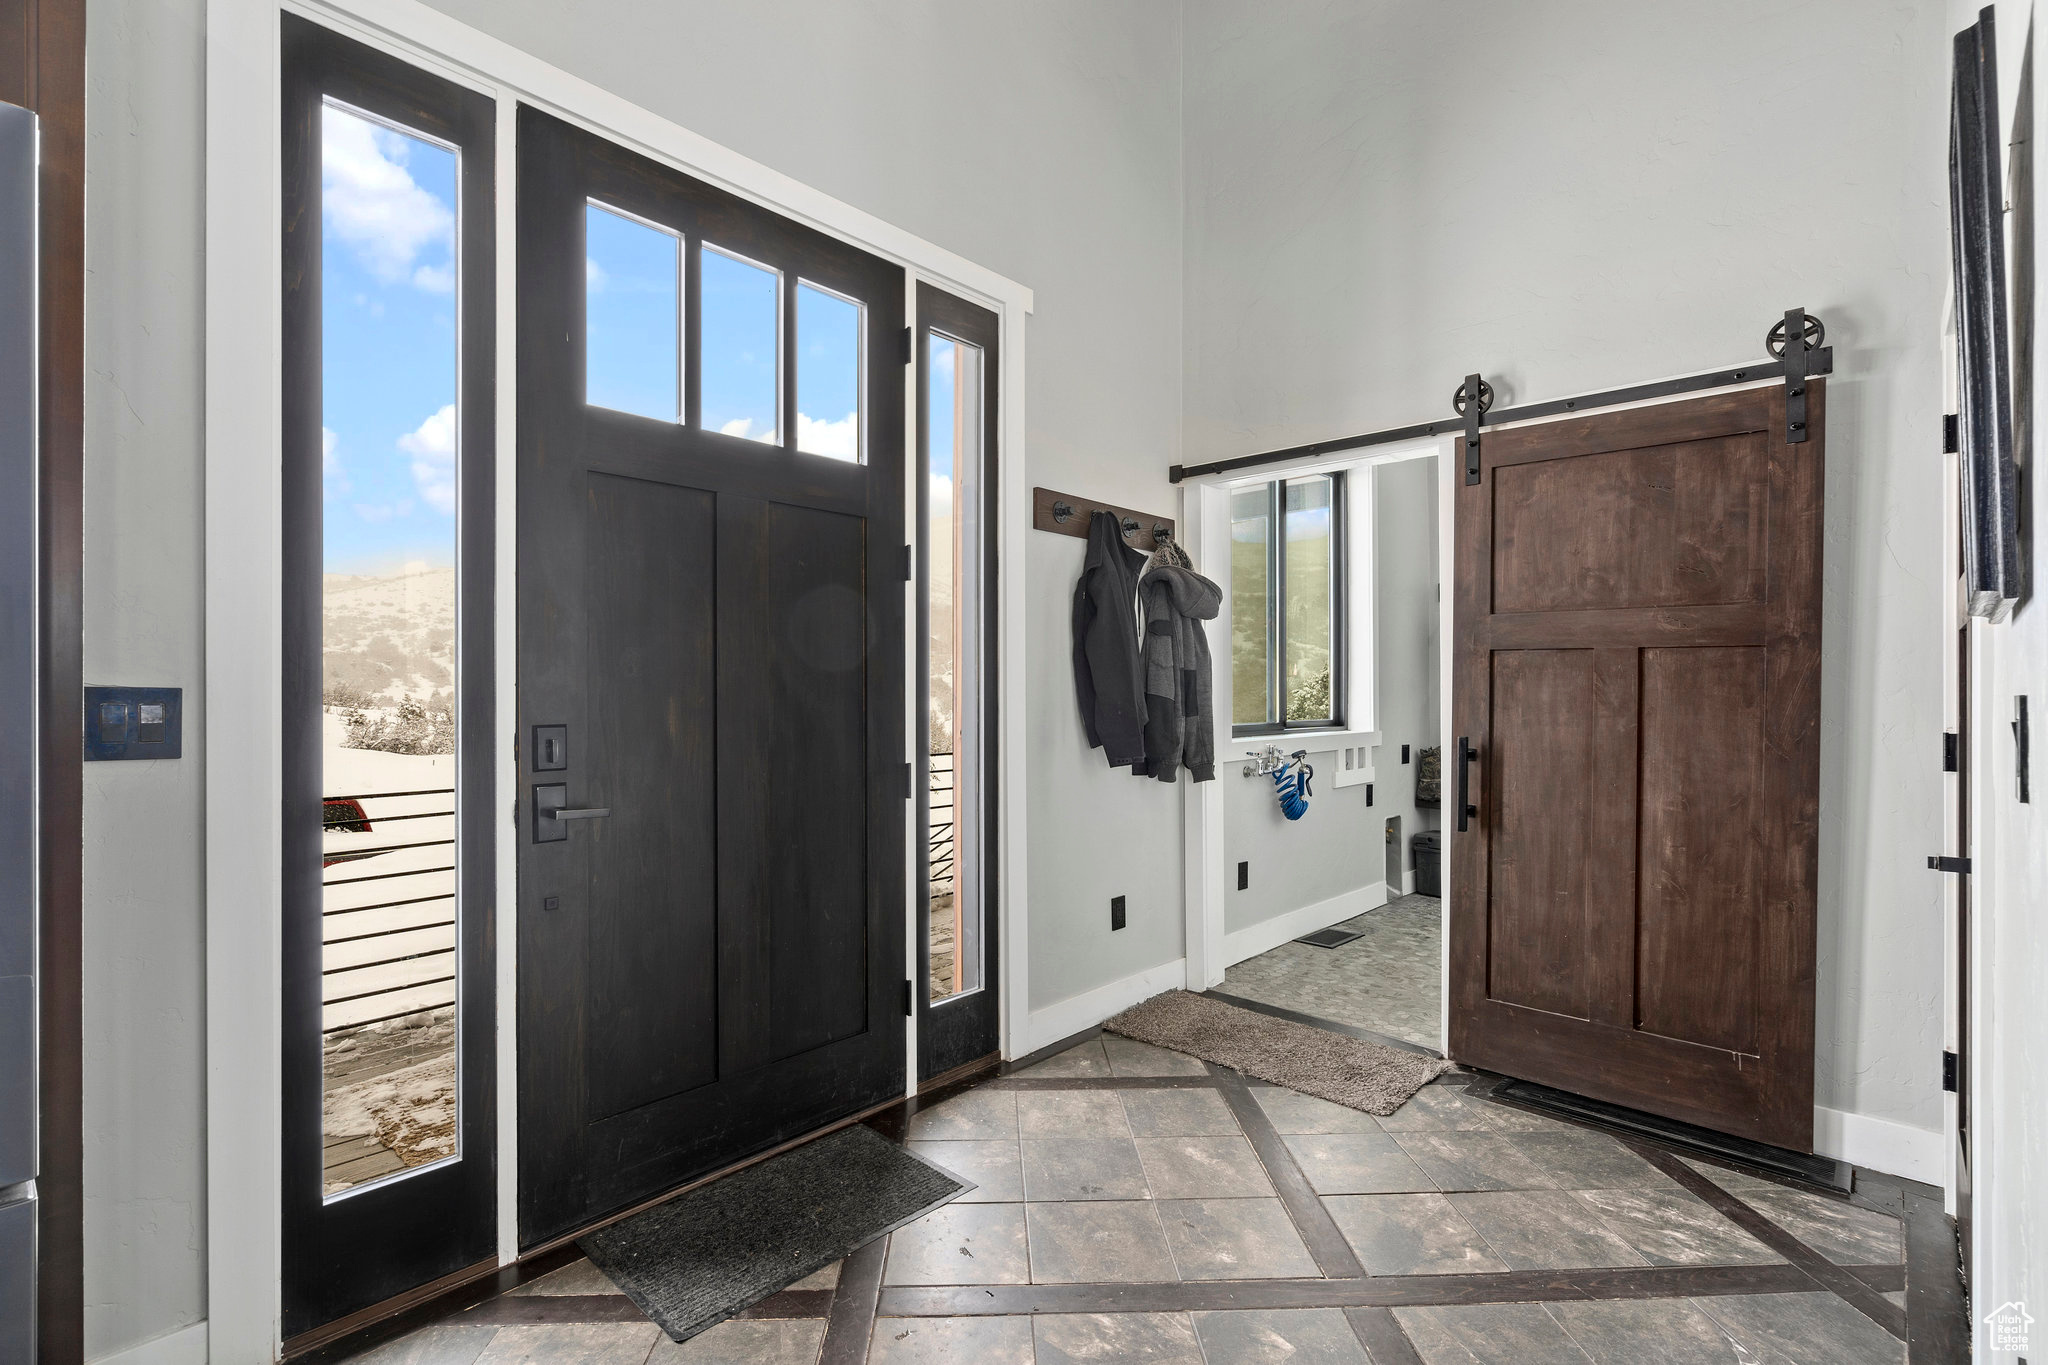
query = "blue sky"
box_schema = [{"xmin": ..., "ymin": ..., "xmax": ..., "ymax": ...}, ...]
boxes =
[
  {"xmin": 321, "ymin": 105, "xmax": 868, "ymax": 576},
  {"xmin": 321, "ymin": 105, "xmax": 459, "ymax": 575}
]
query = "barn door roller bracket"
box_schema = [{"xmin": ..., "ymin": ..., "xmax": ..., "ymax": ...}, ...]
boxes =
[
  {"xmin": 1454, "ymin": 374, "xmax": 1492, "ymax": 485},
  {"xmin": 1766, "ymin": 307, "xmax": 1833, "ymax": 444}
]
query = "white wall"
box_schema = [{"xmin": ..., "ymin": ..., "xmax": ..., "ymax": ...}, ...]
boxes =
[
  {"xmin": 82, "ymin": 0, "xmax": 210, "ymax": 1357},
  {"xmin": 1183, "ymin": 0, "xmax": 1952, "ymax": 1148},
  {"xmin": 1222, "ymin": 761, "xmax": 1374, "ymax": 939},
  {"xmin": 81, "ymin": 0, "xmax": 1187, "ymax": 1357},
  {"xmin": 1371, "ymin": 456, "xmax": 1441, "ymax": 889}
]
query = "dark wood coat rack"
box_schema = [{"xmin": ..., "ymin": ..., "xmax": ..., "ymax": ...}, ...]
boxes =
[{"xmin": 1032, "ymin": 486, "xmax": 1175, "ymax": 552}]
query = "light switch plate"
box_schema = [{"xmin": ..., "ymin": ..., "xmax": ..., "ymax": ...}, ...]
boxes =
[{"xmin": 84, "ymin": 686, "xmax": 183, "ymax": 761}]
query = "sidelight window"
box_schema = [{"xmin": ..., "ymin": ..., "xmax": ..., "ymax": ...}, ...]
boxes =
[
  {"xmin": 316, "ymin": 100, "xmax": 462, "ymax": 1194},
  {"xmin": 1231, "ymin": 473, "xmax": 1345, "ymax": 733}
]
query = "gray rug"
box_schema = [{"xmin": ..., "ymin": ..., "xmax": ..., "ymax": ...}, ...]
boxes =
[
  {"xmin": 578, "ymin": 1123, "xmax": 967, "ymax": 1342},
  {"xmin": 1105, "ymin": 990, "xmax": 1450, "ymax": 1115}
]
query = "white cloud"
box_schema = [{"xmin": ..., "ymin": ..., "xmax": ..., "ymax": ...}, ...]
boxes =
[
  {"xmin": 398, "ymin": 404, "xmax": 458, "ymax": 514},
  {"xmin": 930, "ymin": 472, "xmax": 953, "ymax": 515},
  {"xmin": 322, "ymin": 107, "xmax": 455, "ymax": 287},
  {"xmin": 412, "ymin": 263, "xmax": 454, "ymax": 294},
  {"xmin": 353, "ymin": 499, "xmax": 413, "ymax": 523},
  {"xmin": 719, "ymin": 416, "xmax": 778, "ymax": 445},
  {"xmin": 322, "ymin": 427, "xmax": 351, "ymax": 497},
  {"xmin": 796, "ymin": 411, "xmax": 859, "ymax": 462},
  {"xmin": 586, "ymin": 257, "xmax": 607, "ymax": 292},
  {"xmin": 930, "ymin": 342, "xmax": 956, "ymax": 382}
]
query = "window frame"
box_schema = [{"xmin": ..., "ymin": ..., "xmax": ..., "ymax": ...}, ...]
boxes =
[{"xmin": 1230, "ymin": 470, "xmax": 1347, "ymax": 737}]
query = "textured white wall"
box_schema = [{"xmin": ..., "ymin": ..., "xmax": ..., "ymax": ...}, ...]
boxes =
[
  {"xmin": 1370, "ymin": 456, "xmax": 1442, "ymax": 883},
  {"xmin": 82, "ymin": 0, "xmax": 209, "ymax": 1356},
  {"xmin": 1183, "ymin": 0, "xmax": 1952, "ymax": 1138}
]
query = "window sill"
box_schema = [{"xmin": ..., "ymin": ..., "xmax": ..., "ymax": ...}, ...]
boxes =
[{"xmin": 1228, "ymin": 728, "xmax": 1380, "ymax": 760}]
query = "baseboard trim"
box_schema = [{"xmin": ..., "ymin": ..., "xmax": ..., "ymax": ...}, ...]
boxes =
[
  {"xmin": 1220, "ymin": 883, "xmax": 1382, "ymax": 971},
  {"xmin": 1024, "ymin": 957, "xmax": 1188, "ymax": 1055},
  {"xmin": 89, "ymin": 1321, "xmax": 210, "ymax": 1365},
  {"xmin": 1813, "ymin": 1106, "xmax": 1944, "ymax": 1186}
]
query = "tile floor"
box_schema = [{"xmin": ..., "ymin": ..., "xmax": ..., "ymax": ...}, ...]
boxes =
[
  {"xmin": 1219, "ymin": 893, "xmax": 1443, "ymax": 1049},
  {"xmin": 327, "ymin": 1035, "xmax": 1938, "ymax": 1365}
]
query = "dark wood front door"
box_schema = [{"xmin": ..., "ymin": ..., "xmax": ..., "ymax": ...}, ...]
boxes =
[
  {"xmin": 516, "ymin": 108, "xmax": 906, "ymax": 1247},
  {"xmin": 1450, "ymin": 384, "xmax": 1823, "ymax": 1151}
]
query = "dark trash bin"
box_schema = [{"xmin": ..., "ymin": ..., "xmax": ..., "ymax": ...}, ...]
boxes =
[{"xmin": 1412, "ymin": 831, "xmax": 1441, "ymax": 898}]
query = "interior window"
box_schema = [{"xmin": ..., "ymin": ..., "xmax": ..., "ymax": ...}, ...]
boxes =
[
  {"xmin": 699, "ymin": 244, "xmax": 781, "ymax": 444},
  {"xmin": 1230, "ymin": 472, "xmax": 1344, "ymax": 733},
  {"xmin": 584, "ymin": 201, "xmax": 681, "ymax": 422},
  {"xmin": 796, "ymin": 281, "xmax": 863, "ymax": 462},
  {"xmin": 317, "ymin": 100, "xmax": 461, "ymax": 1194}
]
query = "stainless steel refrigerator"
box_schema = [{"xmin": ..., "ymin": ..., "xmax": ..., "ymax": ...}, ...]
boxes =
[{"xmin": 0, "ymin": 97, "xmax": 40, "ymax": 1365}]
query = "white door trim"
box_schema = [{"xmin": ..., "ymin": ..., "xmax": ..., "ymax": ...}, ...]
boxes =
[
  {"xmin": 1175, "ymin": 435, "xmax": 1456, "ymax": 1033},
  {"xmin": 206, "ymin": 0, "xmax": 1033, "ymax": 1352}
]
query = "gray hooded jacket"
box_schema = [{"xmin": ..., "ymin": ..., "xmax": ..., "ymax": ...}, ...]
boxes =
[{"xmin": 1138, "ymin": 546, "xmax": 1221, "ymax": 783}]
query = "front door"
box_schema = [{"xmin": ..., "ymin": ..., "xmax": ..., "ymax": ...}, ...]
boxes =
[
  {"xmin": 1450, "ymin": 384, "xmax": 1824, "ymax": 1151},
  {"xmin": 516, "ymin": 108, "xmax": 907, "ymax": 1246}
]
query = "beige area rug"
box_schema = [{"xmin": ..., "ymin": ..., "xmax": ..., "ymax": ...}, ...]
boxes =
[{"xmin": 1104, "ymin": 990, "xmax": 1450, "ymax": 1115}]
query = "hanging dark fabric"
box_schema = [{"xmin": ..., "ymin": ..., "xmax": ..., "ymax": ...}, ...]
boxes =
[
  {"xmin": 1072, "ymin": 510, "xmax": 1150, "ymax": 768},
  {"xmin": 1136, "ymin": 535, "xmax": 1220, "ymax": 784}
]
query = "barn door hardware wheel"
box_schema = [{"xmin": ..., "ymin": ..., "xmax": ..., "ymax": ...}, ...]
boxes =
[
  {"xmin": 1767, "ymin": 307, "xmax": 1833, "ymax": 444},
  {"xmin": 1455, "ymin": 374, "xmax": 1493, "ymax": 485}
]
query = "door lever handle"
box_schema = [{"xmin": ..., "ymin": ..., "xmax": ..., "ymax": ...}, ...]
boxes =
[
  {"xmin": 1456, "ymin": 737, "xmax": 1479, "ymax": 832},
  {"xmin": 533, "ymin": 783, "xmax": 609, "ymax": 842}
]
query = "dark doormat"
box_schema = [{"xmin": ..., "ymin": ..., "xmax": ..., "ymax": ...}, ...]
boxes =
[
  {"xmin": 578, "ymin": 1123, "xmax": 968, "ymax": 1342},
  {"xmin": 1295, "ymin": 926, "xmax": 1363, "ymax": 949}
]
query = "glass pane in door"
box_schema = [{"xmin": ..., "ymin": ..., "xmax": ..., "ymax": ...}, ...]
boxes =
[
  {"xmin": 928, "ymin": 334, "xmax": 984, "ymax": 1002},
  {"xmin": 796, "ymin": 281, "xmax": 862, "ymax": 461},
  {"xmin": 584, "ymin": 201, "xmax": 681, "ymax": 422},
  {"xmin": 318, "ymin": 102, "xmax": 461, "ymax": 1195},
  {"xmin": 700, "ymin": 244, "xmax": 781, "ymax": 444}
]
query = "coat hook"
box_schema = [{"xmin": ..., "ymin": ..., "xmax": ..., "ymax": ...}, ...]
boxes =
[
  {"xmin": 1052, "ymin": 500, "xmax": 1074, "ymax": 523},
  {"xmin": 1153, "ymin": 523, "xmax": 1171, "ymax": 541},
  {"xmin": 1121, "ymin": 517, "xmax": 1139, "ymax": 536}
]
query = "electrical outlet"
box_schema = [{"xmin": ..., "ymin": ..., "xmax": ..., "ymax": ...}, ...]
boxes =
[
  {"xmin": 1401, "ymin": 744, "xmax": 1411, "ymax": 763},
  {"xmin": 1110, "ymin": 894, "xmax": 1127, "ymax": 931},
  {"xmin": 1237, "ymin": 861, "xmax": 1249, "ymax": 890}
]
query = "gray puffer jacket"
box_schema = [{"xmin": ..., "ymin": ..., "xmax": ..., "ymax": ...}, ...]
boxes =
[{"xmin": 1138, "ymin": 557, "xmax": 1221, "ymax": 783}]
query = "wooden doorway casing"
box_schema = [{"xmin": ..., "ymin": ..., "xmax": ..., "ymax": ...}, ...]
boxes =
[{"xmin": 1449, "ymin": 383, "xmax": 1824, "ymax": 1151}]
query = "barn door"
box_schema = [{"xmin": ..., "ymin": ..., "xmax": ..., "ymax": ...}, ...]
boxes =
[{"xmin": 1449, "ymin": 384, "xmax": 1823, "ymax": 1150}]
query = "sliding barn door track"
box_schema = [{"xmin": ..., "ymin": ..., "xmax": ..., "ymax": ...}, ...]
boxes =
[
  {"xmin": 1486, "ymin": 1077, "xmax": 1852, "ymax": 1193},
  {"xmin": 1169, "ymin": 306, "xmax": 1832, "ymax": 485}
]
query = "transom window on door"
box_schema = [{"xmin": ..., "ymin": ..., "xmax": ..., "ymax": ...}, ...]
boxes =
[
  {"xmin": 582, "ymin": 210, "xmax": 865, "ymax": 462},
  {"xmin": 1231, "ymin": 473, "xmax": 1345, "ymax": 733}
]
